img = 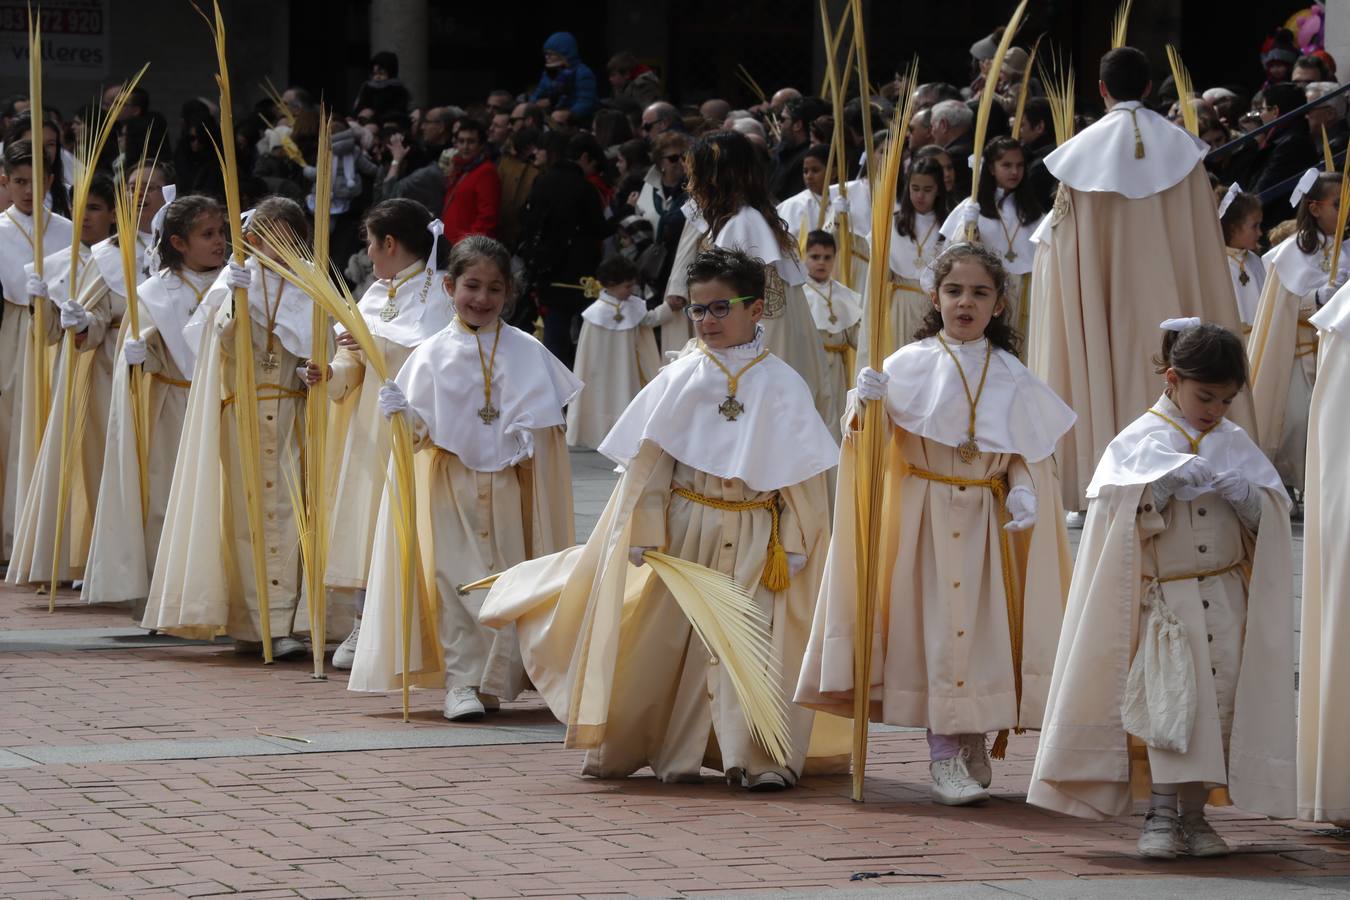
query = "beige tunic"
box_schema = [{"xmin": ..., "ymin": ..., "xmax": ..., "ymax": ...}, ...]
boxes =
[
  {"xmin": 1027, "ymin": 168, "xmax": 1254, "ymax": 510},
  {"xmin": 1247, "ymin": 267, "xmax": 1318, "ymax": 490},
  {"xmin": 565, "ymin": 306, "xmax": 667, "ymax": 450}
]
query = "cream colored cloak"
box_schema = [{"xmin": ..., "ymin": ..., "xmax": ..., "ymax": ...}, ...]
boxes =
[{"xmin": 565, "ymin": 293, "xmax": 669, "ymax": 450}]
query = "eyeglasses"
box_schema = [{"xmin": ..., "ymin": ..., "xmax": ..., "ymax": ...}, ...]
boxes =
[
  {"xmin": 662, "ymin": 153, "xmax": 682, "ymax": 163},
  {"xmin": 684, "ymin": 296, "xmax": 754, "ymax": 321},
  {"xmin": 640, "ymin": 121, "xmax": 656, "ymax": 131}
]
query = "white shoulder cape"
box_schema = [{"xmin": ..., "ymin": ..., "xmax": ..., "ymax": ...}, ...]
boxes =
[
  {"xmin": 395, "ymin": 318, "xmax": 583, "ymax": 473},
  {"xmin": 939, "ymin": 195, "xmax": 1042, "ymax": 275},
  {"xmin": 1086, "ymin": 393, "xmax": 1286, "ymax": 505},
  {"xmin": 0, "ymin": 208, "xmax": 75, "ymax": 306},
  {"xmin": 182, "ymin": 257, "xmax": 312, "ymax": 372},
  {"xmin": 580, "ymin": 290, "xmax": 649, "ymax": 332},
  {"xmin": 353, "ymin": 263, "xmax": 455, "ymax": 347},
  {"xmin": 682, "ymin": 200, "xmax": 806, "ymax": 286},
  {"xmin": 1228, "ymin": 250, "xmax": 1266, "ymax": 324},
  {"xmin": 598, "ymin": 329, "xmax": 839, "ymax": 491},
  {"xmin": 24, "ymin": 244, "xmax": 95, "ymax": 306},
  {"xmin": 1313, "ymin": 278, "xmax": 1350, "ymax": 334},
  {"xmin": 889, "ymin": 211, "xmax": 944, "ymax": 280},
  {"xmin": 1263, "ymin": 234, "xmax": 1330, "ymax": 299},
  {"xmin": 881, "ymin": 334, "xmax": 1075, "ymax": 463},
  {"xmin": 90, "ymin": 232, "xmax": 153, "ymax": 297},
  {"xmin": 137, "ymin": 268, "xmax": 219, "ymax": 375},
  {"xmin": 803, "ymin": 278, "xmax": 862, "ymax": 332},
  {"xmin": 1044, "ymin": 102, "xmax": 1208, "ymax": 199}
]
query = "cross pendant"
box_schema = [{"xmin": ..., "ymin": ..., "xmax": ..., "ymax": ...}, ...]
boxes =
[
  {"xmin": 717, "ymin": 395, "xmax": 745, "ymax": 421},
  {"xmin": 477, "ymin": 404, "xmax": 501, "ymax": 425},
  {"xmin": 261, "ymin": 351, "xmax": 278, "ymax": 373}
]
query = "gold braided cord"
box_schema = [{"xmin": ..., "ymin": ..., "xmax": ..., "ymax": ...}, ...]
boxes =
[
  {"xmin": 697, "ymin": 344, "xmax": 771, "ymax": 397},
  {"xmin": 1147, "ymin": 407, "xmax": 1213, "ymax": 455},
  {"xmin": 150, "ymin": 373, "xmax": 191, "ymax": 389},
  {"xmin": 671, "ymin": 486, "xmax": 790, "ymax": 592},
  {"xmin": 222, "ymin": 385, "xmax": 306, "ymax": 408},
  {"xmin": 1146, "ymin": 560, "xmax": 1246, "ymax": 585},
  {"xmin": 935, "ymin": 334, "xmax": 994, "ymax": 451},
  {"xmin": 1297, "ymin": 318, "xmax": 1319, "ymax": 357},
  {"xmin": 905, "ymin": 465, "xmax": 1023, "ymax": 758},
  {"xmin": 468, "ymin": 317, "xmax": 504, "ymax": 417}
]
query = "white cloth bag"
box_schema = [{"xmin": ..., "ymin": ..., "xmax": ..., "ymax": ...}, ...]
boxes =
[{"xmin": 1121, "ymin": 583, "xmax": 1197, "ymax": 752}]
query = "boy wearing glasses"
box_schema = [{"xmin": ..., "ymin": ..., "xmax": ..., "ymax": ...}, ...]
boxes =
[{"xmin": 481, "ymin": 246, "xmax": 849, "ymax": 791}]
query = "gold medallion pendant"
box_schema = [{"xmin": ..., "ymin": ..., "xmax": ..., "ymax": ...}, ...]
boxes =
[
  {"xmin": 957, "ymin": 436, "xmax": 981, "ymax": 464},
  {"xmin": 1004, "ymin": 250, "xmax": 1017, "ymax": 262},
  {"xmin": 613, "ymin": 311, "xmax": 624, "ymax": 324},
  {"xmin": 261, "ymin": 351, "xmax": 278, "ymax": 373},
  {"xmin": 1238, "ymin": 271, "xmax": 1250, "ymax": 286},
  {"xmin": 828, "ymin": 313, "xmax": 838, "ymax": 324},
  {"xmin": 718, "ymin": 395, "xmax": 745, "ymax": 421},
  {"xmin": 477, "ymin": 404, "xmax": 501, "ymax": 425},
  {"xmin": 379, "ymin": 299, "xmax": 398, "ymax": 322}
]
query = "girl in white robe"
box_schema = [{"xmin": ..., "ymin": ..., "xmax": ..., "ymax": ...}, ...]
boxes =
[
  {"xmin": 801, "ymin": 230, "xmax": 862, "ymax": 442},
  {"xmin": 310, "ymin": 199, "xmax": 454, "ymax": 669},
  {"xmin": 352, "ymin": 235, "xmax": 581, "ymax": 722},
  {"xmin": 796, "ymin": 242, "xmax": 1076, "ymax": 807},
  {"xmin": 939, "ymin": 137, "xmax": 1045, "ymax": 355},
  {"xmin": 142, "ymin": 197, "xmax": 315, "ymax": 660},
  {"xmin": 566, "ymin": 254, "xmax": 673, "ymax": 450},
  {"xmin": 1030, "ymin": 320, "xmax": 1294, "ymax": 859},
  {"xmin": 83, "ymin": 195, "xmax": 227, "ymax": 608},
  {"xmin": 1217, "ymin": 186, "xmax": 1265, "ymax": 333},
  {"xmin": 776, "ymin": 145, "xmax": 837, "ymax": 250},
  {"xmin": 1247, "ymin": 169, "xmax": 1344, "ymax": 494},
  {"xmin": 870, "ymin": 157, "xmax": 951, "ymax": 364}
]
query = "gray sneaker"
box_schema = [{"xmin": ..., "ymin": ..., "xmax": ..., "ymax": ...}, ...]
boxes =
[
  {"xmin": 270, "ymin": 637, "xmax": 308, "ymax": 660},
  {"xmin": 929, "ymin": 750, "xmax": 989, "ymax": 806},
  {"xmin": 331, "ymin": 620, "xmax": 361, "ymax": 670},
  {"xmin": 960, "ymin": 734, "xmax": 993, "ymax": 788},
  {"xmin": 1137, "ymin": 807, "xmax": 1183, "ymax": 859},
  {"xmin": 1181, "ymin": 811, "xmax": 1231, "ymax": 857}
]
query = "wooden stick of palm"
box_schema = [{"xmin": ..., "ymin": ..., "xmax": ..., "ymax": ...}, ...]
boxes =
[
  {"xmin": 305, "ymin": 107, "xmax": 334, "ymax": 679},
  {"xmin": 26, "ymin": 6, "xmax": 51, "ymax": 453},
  {"xmin": 818, "ymin": 0, "xmax": 852, "ymax": 96},
  {"xmin": 249, "ymin": 222, "xmax": 423, "ymax": 721},
  {"xmin": 1165, "ymin": 45, "xmax": 1198, "ymax": 137},
  {"xmin": 1323, "ymin": 125, "xmax": 1336, "ymax": 174},
  {"xmin": 851, "ymin": 68, "xmax": 917, "ymax": 802},
  {"xmin": 1011, "ymin": 35, "xmax": 1044, "ymax": 141},
  {"xmin": 1327, "ymin": 163, "xmax": 1350, "ymax": 285},
  {"xmin": 849, "ymin": 0, "xmax": 875, "ymax": 190},
  {"xmin": 967, "ymin": 0, "xmax": 1029, "ymax": 240},
  {"xmin": 46, "ymin": 70, "xmax": 147, "ymax": 609},
  {"xmin": 195, "ymin": 0, "xmax": 275, "ymax": 662}
]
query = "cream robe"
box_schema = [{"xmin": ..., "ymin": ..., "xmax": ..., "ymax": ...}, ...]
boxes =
[
  {"xmin": 323, "ymin": 264, "xmax": 454, "ymax": 591},
  {"xmin": 1227, "ymin": 248, "xmax": 1265, "ymax": 332},
  {"xmin": 82, "ymin": 268, "xmax": 217, "ymax": 605},
  {"xmin": 1028, "ymin": 106, "xmax": 1252, "ymax": 511},
  {"xmin": 348, "ymin": 319, "xmax": 580, "ymax": 697},
  {"xmin": 1247, "ymin": 236, "xmax": 1324, "ymax": 490},
  {"xmin": 802, "ymin": 277, "xmax": 861, "ymax": 443},
  {"xmin": 859, "ymin": 212, "xmax": 946, "ymax": 371},
  {"xmin": 1298, "ymin": 288, "xmax": 1350, "ymax": 824},
  {"xmin": 1028, "ymin": 403, "xmax": 1294, "ymax": 820},
  {"xmin": 142, "ymin": 266, "xmax": 311, "ymax": 642},
  {"xmin": 565, "ymin": 293, "xmax": 669, "ymax": 450},
  {"xmin": 7, "ymin": 238, "xmax": 145, "ymax": 584},
  {"xmin": 0, "ymin": 208, "xmax": 74, "ymax": 558},
  {"xmin": 480, "ymin": 339, "xmax": 849, "ymax": 783},
  {"xmin": 794, "ymin": 336, "xmax": 1075, "ymax": 734}
]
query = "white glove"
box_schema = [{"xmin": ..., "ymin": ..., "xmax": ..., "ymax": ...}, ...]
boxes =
[
  {"xmin": 962, "ymin": 203, "xmax": 981, "ymax": 225},
  {"xmin": 1004, "ymin": 485, "xmax": 1038, "ymax": 532},
  {"xmin": 1175, "ymin": 455, "xmax": 1217, "ymax": 487},
  {"xmin": 1211, "ymin": 469, "xmax": 1252, "ymax": 504},
  {"xmin": 25, "ymin": 273, "xmax": 48, "ymax": 300},
  {"xmin": 506, "ymin": 428, "xmax": 535, "ymax": 467},
  {"xmin": 376, "ymin": 379, "xmax": 407, "ymax": 419},
  {"xmin": 787, "ymin": 552, "xmax": 807, "ymax": 576},
  {"xmin": 856, "ymin": 366, "xmax": 889, "ymax": 402},
  {"xmin": 60, "ymin": 298, "xmax": 90, "ymax": 331},
  {"xmin": 829, "ymin": 196, "xmax": 850, "ymax": 218},
  {"xmin": 123, "ymin": 338, "xmax": 147, "ymax": 365},
  {"xmin": 628, "ymin": 546, "xmax": 652, "ymax": 567},
  {"xmin": 225, "ymin": 260, "xmax": 251, "ymax": 290}
]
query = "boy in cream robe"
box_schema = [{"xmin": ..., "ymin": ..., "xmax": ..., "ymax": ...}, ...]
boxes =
[
  {"xmin": 349, "ymin": 235, "xmax": 580, "ymax": 722},
  {"xmin": 566, "ymin": 254, "xmax": 673, "ymax": 449},
  {"xmin": 83, "ymin": 195, "xmax": 226, "ymax": 608},
  {"xmin": 1030, "ymin": 321, "xmax": 1294, "ymax": 856},
  {"xmin": 481, "ymin": 246, "xmax": 850, "ymax": 789},
  {"xmin": 1299, "ymin": 281, "xmax": 1350, "ymax": 825},
  {"xmin": 1027, "ymin": 48, "xmax": 1251, "ymax": 512},
  {"xmin": 801, "ymin": 230, "xmax": 862, "ymax": 442},
  {"xmin": 797, "ymin": 242, "xmax": 1075, "ymax": 806},
  {"xmin": 0, "ymin": 140, "xmax": 75, "ymax": 559},
  {"xmin": 142, "ymin": 198, "xmax": 314, "ymax": 660}
]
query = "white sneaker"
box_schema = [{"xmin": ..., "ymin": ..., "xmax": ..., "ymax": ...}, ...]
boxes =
[
  {"xmin": 746, "ymin": 771, "xmax": 791, "ymax": 792},
  {"xmin": 929, "ymin": 750, "xmax": 989, "ymax": 806},
  {"xmin": 1137, "ymin": 807, "xmax": 1183, "ymax": 859},
  {"xmin": 1181, "ymin": 812, "xmax": 1231, "ymax": 857},
  {"xmin": 331, "ymin": 620, "xmax": 361, "ymax": 670},
  {"xmin": 1064, "ymin": 510, "xmax": 1086, "ymax": 528},
  {"xmin": 270, "ymin": 637, "xmax": 308, "ymax": 660},
  {"xmin": 960, "ymin": 734, "xmax": 993, "ymax": 788},
  {"xmin": 443, "ymin": 686, "xmax": 485, "ymax": 721}
]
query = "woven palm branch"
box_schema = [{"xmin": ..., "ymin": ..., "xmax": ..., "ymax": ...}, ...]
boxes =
[
  {"xmin": 1165, "ymin": 45, "xmax": 1198, "ymax": 137},
  {"xmin": 1011, "ymin": 35, "xmax": 1044, "ymax": 141},
  {"xmin": 1039, "ymin": 51, "xmax": 1076, "ymax": 145},
  {"xmin": 968, "ymin": 0, "xmax": 1029, "ymax": 219},
  {"xmin": 1111, "ymin": 0, "xmax": 1134, "ymax": 50}
]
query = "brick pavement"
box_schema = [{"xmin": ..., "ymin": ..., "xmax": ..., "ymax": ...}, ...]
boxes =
[{"xmin": 0, "ymin": 450, "xmax": 1343, "ymax": 898}]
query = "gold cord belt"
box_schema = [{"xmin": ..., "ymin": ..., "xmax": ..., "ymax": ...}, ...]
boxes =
[
  {"xmin": 1146, "ymin": 560, "xmax": 1248, "ymax": 585},
  {"xmin": 222, "ymin": 384, "xmax": 305, "ymax": 408},
  {"xmin": 890, "ymin": 277, "xmax": 924, "ymax": 295},
  {"xmin": 906, "ymin": 464, "xmax": 1024, "ymax": 758},
  {"xmin": 1297, "ymin": 317, "xmax": 1319, "ymax": 358},
  {"xmin": 152, "ymin": 373, "xmax": 191, "ymax": 389},
  {"xmin": 671, "ymin": 486, "xmax": 790, "ymax": 591},
  {"xmin": 823, "ymin": 342, "xmax": 851, "ymax": 354}
]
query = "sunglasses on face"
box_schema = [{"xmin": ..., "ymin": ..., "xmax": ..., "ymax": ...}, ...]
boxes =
[
  {"xmin": 684, "ymin": 296, "xmax": 754, "ymax": 321},
  {"xmin": 641, "ymin": 121, "xmax": 656, "ymax": 131}
]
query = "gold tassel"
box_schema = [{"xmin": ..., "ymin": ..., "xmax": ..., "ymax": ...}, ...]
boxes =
[
  {"xmin": 1130, "ymin": 109, "xmax": 1145, "ymax": 158},
  {"xmin": 990, "ymin": 729, "xmax": 1009, "ymax": 759},
  {"xmin": 760, "ymin": 499, "xmax": 790, "ymax": 591}
]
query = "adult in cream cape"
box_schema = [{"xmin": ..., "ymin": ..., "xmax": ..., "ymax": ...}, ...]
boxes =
[
  {"xmin": 142, "ymin": 198, "xmax": 315, "ymax": 660},
  {"xmin": 663, "ymin": 132, "xmax": 830, "ymax": 422},
  {"xmin": 8, "ymin": 167, "xmax": 163, "ymax": 587},
  {"xmin": 1246, "ymin": 170, "xmax": 1344, "ymax": 494},
  {"xmin": 1030, "ymin": 322, "xmax": 1294, "ymax": 858},
  {"xmin": 481, "ymin": 247, "xmax": 849, "ymax": 789},
  {"xmin": 350, "ymin": 235, "xmax": 581, "ymax": 722},
  {"xmin": 1299, "ymin": 282, "xmax": 1350, "ymax": 825},
  {"xmin": 83, "ymin": 195, "xmax": 226, "ymax": 608},
  {"xmin": 0, "ymin": 140, "xmax": 75, "ymax": 559},
  {"xmin": 566, "ymin": 254, "xmax": 673, "ymax": 450},
  {"xmin": 939, "ymin": 137, "xmax": 1045, "ymax": 349},
  {"xmin": 797, "ymin": 243, "xmax": 1075, "ymax": 807},
  {"xmin": 1027, "ymin": 48, "xmax": 1250, "ymax": 511},
  {"xmin": 314, "ymin": 200, "xmax": 454, "ymax": 669},
  {"xmin": 800, "ymin": 230, "xmax": 862, "ymax": 442}
]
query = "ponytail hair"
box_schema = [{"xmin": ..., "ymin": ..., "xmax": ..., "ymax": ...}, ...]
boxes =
[
  {"xmin": 364, "ymin": 198, "xmax": 449, "ymax": 270},
  {"xmin": 1153, "ymin": 321, "xmax": 1248, "ymax": 389}
]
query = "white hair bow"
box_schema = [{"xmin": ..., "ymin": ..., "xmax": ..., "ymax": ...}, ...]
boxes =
[
  {"xmin": 1290, "ymin": 168, "xmax": 1321, "ymax": 208},
  {"xmin": 424, "ymin": 218, "xmax": 444, "ymax": 279},
  {"xmin": 1159, "ymin": 316, "xmax": 1201, "ymax": 332},
  {"xmin": 1217, "ymin": 182, "xmax": 1241, "ymax": 219}
]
